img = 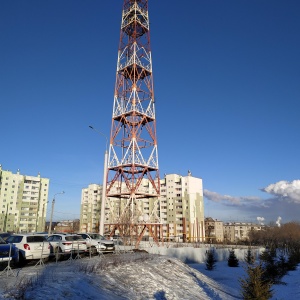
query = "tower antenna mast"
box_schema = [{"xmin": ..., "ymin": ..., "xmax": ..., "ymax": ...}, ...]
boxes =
[{"xmin": 106, "ymin": 0, "xmax": 161, "ymax": 246}]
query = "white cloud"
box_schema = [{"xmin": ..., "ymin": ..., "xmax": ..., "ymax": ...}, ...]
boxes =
[
  {"xmin": 261, "ymin": 180, "xmax": 300, "ymax": 203},
  {"xmin": 203, "ymin": 180, "xmax": 300, "ymax": 223},
  {"xmin": 203, "ymin": 189, "xmax": 261, "ymax": 206}
]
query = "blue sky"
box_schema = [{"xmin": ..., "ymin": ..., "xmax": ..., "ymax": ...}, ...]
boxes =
[{"xmin": 1, "ymin": 0, "xmax": 299, "ymax": 224}]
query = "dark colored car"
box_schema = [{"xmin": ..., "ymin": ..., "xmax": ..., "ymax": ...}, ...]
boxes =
[
  {"xmin": 0, "ymin": 232, "xmax": 12, "ymax": 241},
  {"xmin": 0, "ymin": 236, "xmax": 19, "ymax": 265}
]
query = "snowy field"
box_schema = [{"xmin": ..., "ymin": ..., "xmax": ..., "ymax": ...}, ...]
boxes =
[
  {"xmin": 0, "ymin": 246, "xmax": 299, "ymax": 299},
  {"xmin": 192, "ymin": 261, "xmax": 300, "ymax": 300}
]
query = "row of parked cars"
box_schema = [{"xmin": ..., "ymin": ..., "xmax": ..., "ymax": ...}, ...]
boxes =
[{"xmin": 0, "ymin": 232, "xmax": 115, "ymax": 267}]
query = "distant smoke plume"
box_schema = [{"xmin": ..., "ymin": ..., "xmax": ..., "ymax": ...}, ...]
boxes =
[
  {"xmin": 262, "ymin": 180, "xmax": 300, "ymax": 203},
  {"xmin": 257, "ymin": 216, "xmax": 265, "ymax": 225},
  {"xmin": 276, "ymin": 216, "xmax": 282, "ymax": 227}
]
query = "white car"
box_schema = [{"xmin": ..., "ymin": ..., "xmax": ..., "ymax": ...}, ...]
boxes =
[
  {"xmin": 110, "ymin": 235, "xmax": 123, "ymax": 245},
  {"xmin": 77, "ymin": 233, "xmax": 115, "ymax": 254},
  {"xmin": 6, "ymin": 234, "xmax": 50, "ymax": 265},
  {"xmin": 47, "ymin": 234, "xmax": 87, "ymax": 260}
]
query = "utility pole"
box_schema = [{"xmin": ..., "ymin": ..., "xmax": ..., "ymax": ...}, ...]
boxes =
[
  {"xmin": 89, "ymin": 126, "xmax": 108, "ymax": 236},
  {"xmin": 3, "ymin": 204, "xmax": 8, "ymax": 232},
  {"xmin": 100, "ymin": 149, "xmax": 108, "ymax": 236},
  {"xmin": 48, "ymin": 191, "xmax": 64, "ymax": 235},
  {"xmin": 42, "ymin": 203, "xmax": 46, "ymax": 232}
]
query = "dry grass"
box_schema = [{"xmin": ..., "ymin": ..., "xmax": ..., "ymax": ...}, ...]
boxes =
[{"xmin": 6, "ymin": 271, "xmax": 49, "ymax": 299}]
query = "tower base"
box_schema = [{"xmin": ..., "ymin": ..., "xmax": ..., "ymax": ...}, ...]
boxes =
[{"xmin": 106, "ymin": 223, "xmax": 163, "ymax": 248}]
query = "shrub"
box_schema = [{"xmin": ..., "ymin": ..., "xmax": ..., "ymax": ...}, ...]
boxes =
[
  {"xmin": 205, "ymin": 249, "xmax": 217, "ymax": 270},
  {"xmin": 244, "ymin": 247, "xmax": 255, "ymax": 265},
  {"xmin": 260, "ymin": 247, "xmax": 287, "ymax": 284},
  {"xmin": 287, "ymin": 247, "xmax": 300, "ymax": 271},
  {"xmin": 276, "ymin": 253, "xmax": 288, "ymax": 278},
  {"xmin": 240, "ymin": 263, "xmax": 273, "ymax": 300},
  {"xmin": 228, "ymin": 249, "xmax": 239, "ymax": 267}
]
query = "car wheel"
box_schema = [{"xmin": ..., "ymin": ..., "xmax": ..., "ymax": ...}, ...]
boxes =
[
  {"xmin": 54, "ymin": 247, "xmax": 62, "ymax": 261},
  {"xmin": 91, "ymin": 246, "xmax": 97, "ymax": 255},
  {"xmin": 43, "ymin": 256, "xmax": 49, "ymax": 263},
  {"xmin": 17, "ymin": 253, "xmax": 27, "ymax": 267},
  {"xmin": 11, "ymin": 250, "xmax": 19, "ymax": 268}
]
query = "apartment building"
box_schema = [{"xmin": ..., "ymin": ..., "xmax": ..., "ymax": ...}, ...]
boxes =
[
  {"xmin": 0, "ymin": 165, "xmax": 49, "ymax": 233},
  {"xmin": 159, "ymin": 172, "xmax": 204, "ymax": 242},
  {"xmin": 80, "ymin": 172, "xmax": 205, "ymax": 242},
  {"xmin": 80, "ymin": 184, "xmax": 102, "ymax": 233},
  {"xmin": 204, "ymin": 217, "xmax": 224, "ymax": 242},
  {"xmin": 223, "ymin": 222, "xmax": 264, "ymax": 242}
]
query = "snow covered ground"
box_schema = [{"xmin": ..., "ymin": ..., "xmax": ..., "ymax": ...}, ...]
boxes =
[
  {"xmin": 0, "ymin": 247, "xmax": 299, "ymax": 299},
  {"xmin": 191, "ymin": 261, "xmax": 300, "ymax": 300}
]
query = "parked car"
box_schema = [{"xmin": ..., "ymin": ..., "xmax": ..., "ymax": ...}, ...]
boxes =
[
  {"xmin": 0, "ymin": 236, "xmax": 19, "ymax": 266},
  {"xmin": 111, "ymin": 235, "xmax": 123, "ymax": 245},
  {"xmin": 34, "ymin": 232, "xmax": 49, "ymax": 238},
  {"xmin": 47, "ymin": 234, "xmax": 87, "ymax": 260},
  {"xmin": 77, "ymin": 233, "xmax": 115, "ymax": 254},
  {"xmin": 6, "ymin": 234, "xmax": 50, "ymax": 266},
  {"xmin": 0, "ymin": 232, "xmax": 12, "ymax": 241}
]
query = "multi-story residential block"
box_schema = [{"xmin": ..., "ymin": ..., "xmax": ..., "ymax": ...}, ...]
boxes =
[
  {"xmin": 80, "ymin": 172, "xmax": 205, "ymax": 242},
  {"xmin": 159, "ymin": 172, "xmax": 204, "ymax": 242},
  {"xmin": 0, "ymin": 165, "xmax": 49, "ymax": 233},
  {"xmin": 80, "ymin": 184, "xmax": 102, "ymax": 233},
  {"xmin": 223, "ymin": 222, "xmax": 264, "ymax": 243},
  {"xmin": 204, "ymin": 217, "xmax": 224, "ymax": 242}
]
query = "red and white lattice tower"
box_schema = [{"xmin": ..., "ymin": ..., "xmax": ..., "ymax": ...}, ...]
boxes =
[{"xmin": 106, "ymin": 0, "xmax": 161, "ymax": 244}]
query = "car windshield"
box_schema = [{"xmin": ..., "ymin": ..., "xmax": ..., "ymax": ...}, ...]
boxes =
[
  {"xmin": 89, "ymin": 234, "xmax": 104, "ymax": 240},
  {"xmin": 65, "ymin": 235, "xmax": 83, "ymax": 241},
  {"xmin": 6, "ymin": 235, "xmax": 23, "ymax": 243},
  {"xmin": 0, "ymin": 233, "xmax": 10, "ymax": 240},
  {"xmin": 0, "ymin": 236, "xmax": 6, "ymax": 244},
  {"xmin": 27, "ymin": 236, "xmax": 47, "ymax": 242}
]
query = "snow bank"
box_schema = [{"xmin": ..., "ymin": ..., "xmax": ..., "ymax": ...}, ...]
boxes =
[
  {"xmin": 1, "ymin": 249, "xmax": 299, "ymax": 300},
  {"xmin": 0, "ymin": 254, "xmax": 241, "ymax": 300}
]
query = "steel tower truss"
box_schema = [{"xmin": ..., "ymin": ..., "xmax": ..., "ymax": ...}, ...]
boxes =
[{"xmin": 106, "ymin": 0, "xmax": 161, "ymax": 244}]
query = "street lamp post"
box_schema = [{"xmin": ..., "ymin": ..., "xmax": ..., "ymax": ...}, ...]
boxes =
[
  {"xmin": 89, "ymin": 125, "xmax": 108, "ymax": 236},
  {"xmin": 48, "ymin": 191, "xmax": 65, "ymax": 235}
]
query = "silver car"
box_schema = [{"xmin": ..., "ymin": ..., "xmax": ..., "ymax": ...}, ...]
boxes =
[
  {"xmin": 77, "ymin": 233, "xmax": 115, "ymax": 254},
  {"xmin": 47, "ymin": 234, "xmax": 87, "ymax": 260}
]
